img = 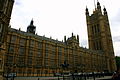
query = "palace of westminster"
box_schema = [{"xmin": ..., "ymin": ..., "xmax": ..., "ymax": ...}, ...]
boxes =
[{"xmin": 0, "ymin": 0, "xmax": 117, "ymax": 79}]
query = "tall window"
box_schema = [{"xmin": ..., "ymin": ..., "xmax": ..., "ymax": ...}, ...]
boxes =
[
  {"xmin": 0, "ymin": 23, "xmax": 3, "ymax": 33},
  {"xmin": 99, "ymin": 41, "xmax": 102, "ymax": 50},
  {"xmin": 94, "ymin": 25, "xmax": 97, "ymax": 33},
  {"xmin": 37, "ymin": 50, "xmax": 42, "ymax": 57},
  {"xmin": 18, "ymin": 47, "xmax": 25, "ymax": 56},
  {"xmin": 97, "ymin": 24, "xmax": 100, "ymax": 33},
  {"xmin": 35, "ymin": 57, "xmax": 42, "ymax": 68},
  {"xmin": 38, "ymin": 42, "xmax": 42, "ymax": 49},
  {"xmin": 27, "ymin": 69, "xmax": 32, "ymax": 74},
  {"xmin": 11, "ymin": 35, "xmax": 16, "ymax": 43},
  {"xmin": 74, "ymin": 54, "xmax": 78, "ymax": 66},
  {"xmin": 50, "ymin": 45, "xmax": 56, "ymax": 68},
  {"xmin": 58, "ymin": 47, "xmax": 62, "ymax": 66},
  {"xmin": 27, "ymin": 57, "xmax": 32, "ymax": 67},
  {"xmin": 64, "ymin": 48, "xmax": 68, "ymax": 61},
  {"xmin": 19, "ymin": 38, "xmax": 26, "ymax": 46},
  {"xmin": 6, "ymin": 0, "xmax": 11, "ymax": 16},
  {"xmin": 92, "ymin": 24, "xmax": 100, "ymax": 35},
  {"xmin": 93, "ymin": 42, "xmax": 96, "ymax": 50},
  {"xmin": 44, "ymin": 44, "xmax": 49, "ymax": 67},
  {"xmin": 45, "ymin": 44, "xmax": 49, "ymax": 58},
  {"xmin": 96, "ymin": 41, "xmax": 99, "ymax": 50},
  {"xmin": 0, "ymin": 0, "xmax": 5, "ymax": 11},
  {"xmin": 0, "ymin": 24, "xmax": 3, "ymax": 42},
  {"xmin": 69, "ymin": 49, "xmax": 73, "ymax": 67},
  {"xmin": 9, "ymin": 46, "xmax": 14, "ymax": 53},
  {"xmin": 30, "ymin": 40, "xmax": 34, "ymax": 47},
  {"xmin": 28, "ymin": 49, "xmax": 33, "ymax": 56},
  {"xmin": 91, "ymin": 26, "xmax": 94, "ymax": 35},
  {"xmin": 0, "ymin": 60, "xmax": 2, "ymax": 69},
  {"xmin": 7, "ymin": 55, "xmax": 13, "ymax": 64},
  {"xmin": 17, "ymin": 56, "xmax": 24, "ymax": 67},
  {"xmin": 37, "ymin": 70, "xmax": 41, "ymax": 74},
  {"xmin": 4, "ymin": 0, "xmax": 9, "ymax": 14}
]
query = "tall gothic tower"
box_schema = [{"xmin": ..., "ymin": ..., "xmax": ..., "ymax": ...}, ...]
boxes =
[
  {"xmin": 0, "ymin": 0, "xmax": 14, "ymax": 79},
  {"xmin": 86, "ymin": 1, "xmax": 116, "ymax": 72},
  {"xmin": 0, "ymin": 0, "xmax": 14, "ymax": 46}
]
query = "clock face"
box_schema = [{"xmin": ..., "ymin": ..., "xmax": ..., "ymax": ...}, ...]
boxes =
[
  {"xmin": 28, "ymin": 27, "xmax": 36, "ymax": 33},
  {"xmin": 29, "ymin": 28, "xmax": 32, "ymax": 32}
]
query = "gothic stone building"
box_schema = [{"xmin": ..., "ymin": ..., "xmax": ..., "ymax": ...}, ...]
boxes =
[
  {"xmin": 0, "ymin": 0, "xmax": 14, "ymax": 79},
  {"xmin": 0, "ymin": 0, "xmax": 117, "ymax": 77}
]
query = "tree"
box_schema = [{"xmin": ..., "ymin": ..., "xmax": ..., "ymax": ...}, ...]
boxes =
[{"xmin": 115, "ymin": 56, "xmax": 120, "ymax": 70}]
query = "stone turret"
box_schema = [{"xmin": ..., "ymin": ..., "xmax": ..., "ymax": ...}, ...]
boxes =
[{"xmin": 27, "ymin": 19, "xmax": 36, "ymax": 34}]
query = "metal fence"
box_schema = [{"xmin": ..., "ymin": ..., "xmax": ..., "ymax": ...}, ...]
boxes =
[{"xmin": 8, "ymin": 72, "xmax": 113, "ymax": 80}]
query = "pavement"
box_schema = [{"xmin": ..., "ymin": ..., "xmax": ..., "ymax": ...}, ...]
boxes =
[
  {"xmin": 14, "ymin": 76, "xmax": 112, "ymax": 80},
  {"xmin": 87, "ymin": 76, "xmax": 112, "ymax": 80}
]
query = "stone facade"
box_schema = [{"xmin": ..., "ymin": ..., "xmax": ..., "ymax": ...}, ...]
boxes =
[
  {"xmin": 86, "ymin": 1, "xmax": 116, "ymax": 72},
  {"xmin": 0, "ymin": 0, "xmax": 14, "ymax": 79},
  {"xmin": 5, "ymin": 27, "xmax": 108, "ymax": 76},
  {"xmin": 0, "ymin": 0, "xmax": 117, "ymax": 78}
]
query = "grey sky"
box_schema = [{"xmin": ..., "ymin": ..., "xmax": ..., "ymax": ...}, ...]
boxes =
[{"xmin": 10, "ymin": 0, "xmax": 120, "ymax": 56}]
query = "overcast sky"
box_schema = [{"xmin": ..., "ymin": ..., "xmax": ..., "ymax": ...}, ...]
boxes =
[{"xmin": 10, "ymin": 0, "xmax": 120, "ymax": 56}]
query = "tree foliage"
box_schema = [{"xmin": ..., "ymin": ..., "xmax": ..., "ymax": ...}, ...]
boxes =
[{"xmin": 115, "ymin": 56, "xmax": 120, "ymax": 69}]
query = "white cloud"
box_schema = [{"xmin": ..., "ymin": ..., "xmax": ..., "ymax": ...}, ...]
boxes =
[
  {"xmin": 114, "ymin": 41, "xmax": 120, "ymax": 56},
  {"xmin": 11, "ymin": 0, "xmax": 120, "ymax": 56}
]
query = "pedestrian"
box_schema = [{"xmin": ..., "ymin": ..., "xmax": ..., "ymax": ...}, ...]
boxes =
[
  {"xmin": 112, "ymin": 69, "xmax": 120, "ymax": 80},
  {"xmin": 38, "ymin": 78, "xmax": 39, "ymax": 80}
]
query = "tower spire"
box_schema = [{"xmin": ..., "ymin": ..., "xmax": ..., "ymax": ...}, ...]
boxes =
[
  {"xmin": 103, "ymin": 5, "xmax": 107, "ymax": 15},
  {"xmin": 30, "ymin": 19, "xmax": 34, "ymax": 25},
  {"xmin": 96, "ymin": 0, "xmax": 101, "ymax": 12},
  {"xmin": 97, "ymin": 0, "xmax": 100, "ymax": 6},
  {"xmin": 85, "ymin": 6, "xmax": 89, "ymax": 16}
]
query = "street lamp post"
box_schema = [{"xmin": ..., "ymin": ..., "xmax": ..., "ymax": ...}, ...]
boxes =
[
  {"xmin": 60, "ymin": 61, "xmax": 69, "ymax": 80},
  {"xmin": 12, "ymin": 64, "xmax": 17, "ymax": 80},
  {"xmin": 5, "ymin": 67, "xmax": 11, "ymax": 80},
  {"xmin": 3, "ymin": 64, "xmax": 17, "ymax": 80}
]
